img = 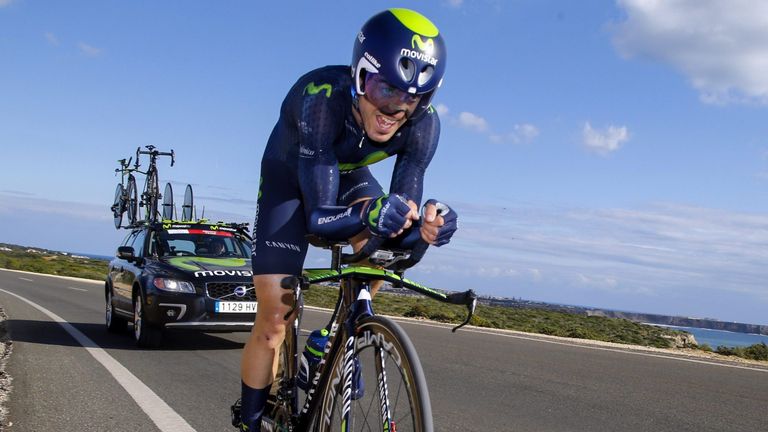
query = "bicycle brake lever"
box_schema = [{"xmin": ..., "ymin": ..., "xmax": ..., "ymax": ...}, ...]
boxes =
[{"xmin": 450, "ymin": 290, "xmax": 478, "ymax": 333}]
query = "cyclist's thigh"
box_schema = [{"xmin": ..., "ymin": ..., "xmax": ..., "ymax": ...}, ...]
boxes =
[
  {"xmin": 337, "ymin": 167, "xmax": 384, "ymax": 206},
  {"xmin": 251, "ymin": 159, "xmax": 309, "ymax": 276}
]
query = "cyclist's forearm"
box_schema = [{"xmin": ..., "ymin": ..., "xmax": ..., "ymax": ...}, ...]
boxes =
[{"xmin": 306, "ymin": 201, "xmax": 367, "ymax": 240}]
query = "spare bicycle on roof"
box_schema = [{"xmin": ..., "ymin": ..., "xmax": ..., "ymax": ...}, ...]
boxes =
[{"xmin": 111, "ymin": 145, "xmax": 197, "ymax": 228}]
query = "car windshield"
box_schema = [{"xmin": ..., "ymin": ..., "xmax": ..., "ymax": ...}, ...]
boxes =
[{"xmin": 154, "ymin": 229, "xmax": 250, "ymax": 258}]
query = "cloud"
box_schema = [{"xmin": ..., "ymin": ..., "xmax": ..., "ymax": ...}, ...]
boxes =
[
  {"xmin": 406, "ymin": 200, "xmax": 768, "ymax": 323},
  {"xmin": 44, "ymin": 32, "xmax": 59, "ymax": 46},
  {"xmin": 78, "ymin": 42, "xmax": 103, "ymax": 57},
  {"xmin": 611, "ymin": 0, "xmax": 768, "ymax": 105},
  {"xmin": 490, "ymin": 123, "xmax": 540, "ymax": 144},
  {"xmin": 582, "ymin": 122, "xmax": 629, "ymax": 155},
  {"xmin": 457, "ymin": 111, "xmax": 488, "ymax": 132},
  {"xmin": 444, "ymin": 0, "xmax": 464, "ymax": 7},
  {"xmin": 438, "ymin": 103, "xmax": 540, "ymax": 145}
]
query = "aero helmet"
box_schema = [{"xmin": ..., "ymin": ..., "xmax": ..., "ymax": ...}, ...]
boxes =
[{"xmin": 352, "ymin": 8, "xmax": 447, "ymax": 119}]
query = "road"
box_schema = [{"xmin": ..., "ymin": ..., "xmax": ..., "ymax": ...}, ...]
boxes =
[{"xmin": 0, "ymin": 268, "xmax": 767, "ymax": 431}]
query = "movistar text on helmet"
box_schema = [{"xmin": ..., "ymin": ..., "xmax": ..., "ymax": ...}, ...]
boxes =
[{"xmin": 400, "ymin": 48, "xmax": 438, "ymax": 65}]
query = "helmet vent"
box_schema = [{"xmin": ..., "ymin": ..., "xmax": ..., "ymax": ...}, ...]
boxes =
[
  {"xmin": 418, "ymin": 65, "xmax": 434, "ymax": 87},
  {"xmin": 398, "ymin": 58, "xmax": 416, "ymax": 83}
]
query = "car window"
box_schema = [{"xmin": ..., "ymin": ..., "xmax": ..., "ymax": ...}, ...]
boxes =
[
  {"xmin": 132, "ymin": 230, "xmax": 147, "ymax": 257},
  {"xmin": 122, "ymin": 231, "xmax": 137, "ymax": 248},
  {"xmin": 156, "ymin": 228, "xmax": 250, "ymax": 258},
  {"xmin": 148, "ymin": 231, "xmax": 160, "ymax": 257}
]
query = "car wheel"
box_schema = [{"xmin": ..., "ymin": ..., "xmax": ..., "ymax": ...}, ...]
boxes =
[
  {"xmin": 106, "ymin": 289, "xmax": 128, "ymax": 333},
  {"xmin": 133, "ymin": 293, "xmax": 162, "ymax": 348}
]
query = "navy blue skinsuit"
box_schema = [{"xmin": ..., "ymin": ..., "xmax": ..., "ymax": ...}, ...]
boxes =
[{"xmin": 251, "ymin": 65, "xmax": 440, "ymax": 275}]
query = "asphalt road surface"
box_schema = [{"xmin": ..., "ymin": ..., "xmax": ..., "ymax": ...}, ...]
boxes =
[{"xmin": 0, "ymin": 268, "xmax": 767, "ymax": 431}]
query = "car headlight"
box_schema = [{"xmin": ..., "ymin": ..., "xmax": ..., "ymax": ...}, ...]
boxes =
[{"xmin": 153, "ymin": 278, "xmax": 195, "ymax": 293}]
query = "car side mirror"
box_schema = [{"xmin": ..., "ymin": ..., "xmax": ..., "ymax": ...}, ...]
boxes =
[{"xmin": 117, "ymin": 246, "xmax": 136, "ymax": 262}]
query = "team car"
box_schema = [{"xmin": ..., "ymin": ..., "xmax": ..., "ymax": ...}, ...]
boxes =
[{"xmin": 105, "ymin": 220, "xmax": 256, "ymax": 347}]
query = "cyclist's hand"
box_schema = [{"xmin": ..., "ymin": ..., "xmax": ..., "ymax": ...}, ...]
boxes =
[
  {"xmin": 420, "ymin": 199, "xmax": 458, "ymax": 246},
  {"xmin": 365, "ymin": 194, "xmax": 419, "ymax": 238}
]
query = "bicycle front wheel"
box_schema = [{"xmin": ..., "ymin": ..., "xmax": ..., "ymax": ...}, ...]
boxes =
[
  {"xmin": 316, "ymin": 316, "xmax": 433, "ymax": 432},
  {"xmin": 126, "ymin": 176, "xmax": 138, "ymax": 225},
  {"xmin": 112, "ymin": 183, "xmax": 124, "ymax": 229}
]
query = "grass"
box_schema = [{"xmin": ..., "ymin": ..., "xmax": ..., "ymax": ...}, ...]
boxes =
[
  {"xmin": 0, "ymin": 245, "xmax": 108, "ymax": 281},
  {"xmin": 304, "ymin": 283, "xmax": 684, "ymax": 348}
]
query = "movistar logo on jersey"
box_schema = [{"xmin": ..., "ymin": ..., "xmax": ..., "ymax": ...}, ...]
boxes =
[
  {"xmin": 401, "ymin": 35, "xmax": 438, "ymax": 65},
  {"xmin": 304, "ymin": 82, "xmax": 332, "ymax": 98}
]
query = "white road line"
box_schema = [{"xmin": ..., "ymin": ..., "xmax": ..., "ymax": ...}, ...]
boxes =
[
  {"xmin": 18, "ymin": 277, "xmax": 34, "ymax": 282},
  {"xmin": 0, "ymin": 288, "xmax": 196, "ymax": 432},
  {"xmin": 66, "ymin": 287, "xmax": 88, "ymax": 292}
]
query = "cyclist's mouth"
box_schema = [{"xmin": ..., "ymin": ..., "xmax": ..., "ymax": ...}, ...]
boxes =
[{"xmin": 375, "ymin": 112, "xmax": 405, "ymax": 132}]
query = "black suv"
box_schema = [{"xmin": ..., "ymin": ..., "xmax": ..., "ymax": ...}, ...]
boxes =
[{"xmin": 105, "ymin": 220, "xmax": 256, "ymax": 347}]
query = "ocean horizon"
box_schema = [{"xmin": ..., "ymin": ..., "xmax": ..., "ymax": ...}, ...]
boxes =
[{"xmin": 651, "ymin": 324, "xmax": 768, "ymax": 348}]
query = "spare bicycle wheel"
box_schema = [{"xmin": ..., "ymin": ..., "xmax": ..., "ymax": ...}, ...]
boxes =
[
  {"xmin": 112, "ymin": 183, "xmax": 124, "ymax": 229},
  {"xmin": 126, "ymin": 177, "xmax": 139, "ymax": 226},
  {"xmin": 182, "ymin": 184, "xmax": 194, "ymax": 221},
  {"xmin": 162, "ymin": 182, "xmax": 174, "ymax": 220}
]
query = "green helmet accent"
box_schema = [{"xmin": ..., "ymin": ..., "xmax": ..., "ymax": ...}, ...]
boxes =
[{"xmin": 390, "ymin": 8, "xmax": 439, "ymax": 37}]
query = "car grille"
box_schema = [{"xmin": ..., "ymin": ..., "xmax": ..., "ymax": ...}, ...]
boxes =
[{"xmin": 206, "ymin": 282, "xmax": 256, "ymax": 301}]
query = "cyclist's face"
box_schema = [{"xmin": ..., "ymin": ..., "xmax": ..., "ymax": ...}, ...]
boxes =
[{"xmin": 356, "ymin": 73, "xmax": 421, "ymax": 142}]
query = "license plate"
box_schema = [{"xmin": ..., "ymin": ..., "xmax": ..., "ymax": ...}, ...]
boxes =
[{"xmin": 215, "ymin": 301, "xmax": 257, "ymax": 313}]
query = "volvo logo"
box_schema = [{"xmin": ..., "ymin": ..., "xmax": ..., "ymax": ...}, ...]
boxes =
[{"xmin": 234, "ymin": 286, "xmax": 248, "ymax": 297}]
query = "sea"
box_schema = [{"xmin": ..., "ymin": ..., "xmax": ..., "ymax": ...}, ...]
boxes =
[{"xmin": 651, "ymin": 324, "xmax": 768, "ymax": 348}]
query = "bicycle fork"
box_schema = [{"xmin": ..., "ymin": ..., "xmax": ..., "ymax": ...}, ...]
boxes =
[{"xmin": 336, "ymin": 280, "xmax": 396, "ymax": 432}]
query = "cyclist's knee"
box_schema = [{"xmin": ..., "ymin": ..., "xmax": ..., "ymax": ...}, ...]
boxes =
[{"xmin": 250, "ymin": 274, "xmax": 293, "ymax": 349}]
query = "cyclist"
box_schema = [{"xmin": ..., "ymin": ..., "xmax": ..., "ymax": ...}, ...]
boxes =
[{"xmin": 238, "ymin": 9, "xmax": 458, "ymax": 431}]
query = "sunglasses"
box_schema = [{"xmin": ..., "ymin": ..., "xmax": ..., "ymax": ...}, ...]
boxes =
[{"xmin": 363, "ymin": 74, "xmax": 421, "ymax": 112}]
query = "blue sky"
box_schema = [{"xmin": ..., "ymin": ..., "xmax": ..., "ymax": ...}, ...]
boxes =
[{"xmin": 2, "ymin": 1, "xmax": 768, "ymax": 325}]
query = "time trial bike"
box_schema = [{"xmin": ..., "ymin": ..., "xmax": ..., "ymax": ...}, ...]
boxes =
[{"xmin": 231, "ymin": 235, "xmax": 477, "ymax": 431}]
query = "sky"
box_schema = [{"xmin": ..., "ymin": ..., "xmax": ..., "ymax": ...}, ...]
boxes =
[{"xmin": 2, "ymin": 0, "xmax": 768, "ymax": 325}]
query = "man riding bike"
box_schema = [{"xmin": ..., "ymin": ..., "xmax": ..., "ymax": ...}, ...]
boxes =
[{"xmin": 238, "ymin": 9, "xmax": 458, "ymax": 431}]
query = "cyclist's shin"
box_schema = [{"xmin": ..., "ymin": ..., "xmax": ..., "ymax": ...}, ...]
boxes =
[{"xmin": 240, "ymin": 381, "xmax": 271, "ymax": 432}]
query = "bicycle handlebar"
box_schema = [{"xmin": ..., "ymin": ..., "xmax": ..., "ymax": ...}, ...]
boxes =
[{"xmin": 136, "ymin": 145, "xmax": 175, "ymax": 167}]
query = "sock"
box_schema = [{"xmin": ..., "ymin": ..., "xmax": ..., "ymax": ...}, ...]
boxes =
[{"xmin": 240, "ymin": 381, "xmax": 271, "ymax": 432}]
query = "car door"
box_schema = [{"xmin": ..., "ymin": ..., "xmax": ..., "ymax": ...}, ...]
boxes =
[
  {"xmin": 120, "ymin": 229, "xmax": 147, "ymax": 307},
  {"xmin": 113, "ymin": 230, "xmax": 140, "ymax": 311}
]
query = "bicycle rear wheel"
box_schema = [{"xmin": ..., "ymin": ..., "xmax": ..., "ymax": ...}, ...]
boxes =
[
  {"xmin": 112, "ymin": 183, "xmax": 124, "ymax": 229},
  {"xmin": 126, "ymin": 176, "xmax": 138, "ymax": 225},
  {"xmin": 317, "ymin": 316, "xmax": 433, "ymax": 432}
]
